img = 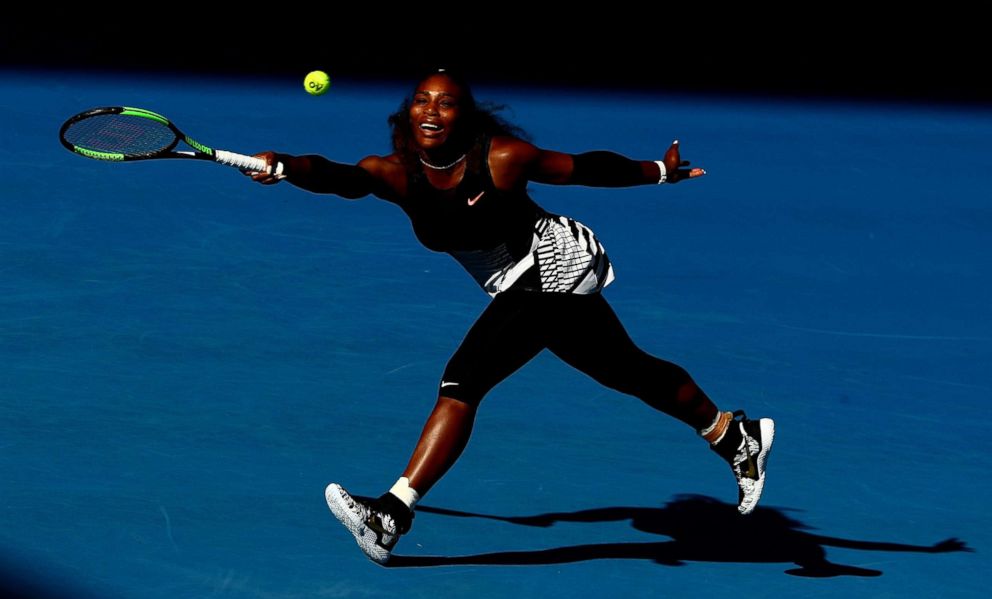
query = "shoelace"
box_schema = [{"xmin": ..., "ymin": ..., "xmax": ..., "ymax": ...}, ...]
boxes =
[
  {"xmin": 341, "ymin": 491, "xmax": 367, "ymax": 516},
  {"xmin": 376, "ymin": 512, "xmax": 397, "ymax": 534}
]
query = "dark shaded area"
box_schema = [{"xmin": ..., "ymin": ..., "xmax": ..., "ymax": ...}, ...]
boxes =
[
  {"xmin": 393, "ymin": 495, "xmax": 972, "ymax": 575},
  {"xmin": 4, "ymin": 15, "xmax": 987, "ymax": 104},
  {"xmin": 1, "ymin": 552, "xmax": 105, "ymax": 599}
]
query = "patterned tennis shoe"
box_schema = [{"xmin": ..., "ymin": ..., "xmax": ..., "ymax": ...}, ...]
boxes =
[
  {"xmin": 324, "ymin": 483, "xmax": 411, "ymax": 565},
  {"xmin": 712, "ymin": 411, "xmax": 775, "ymax": 515}
]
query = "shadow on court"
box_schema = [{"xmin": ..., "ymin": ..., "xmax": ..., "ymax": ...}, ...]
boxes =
[
  {"xmin": 389, "ymin": 495, "xmax": 972, "ymax": 576},
  {"xmin": 1, "ymin": 553, "xmax": 105, "ymax": 599}
]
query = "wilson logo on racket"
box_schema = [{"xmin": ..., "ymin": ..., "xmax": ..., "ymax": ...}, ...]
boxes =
[
  {"xmin": 59, "ymin": 106, "xmax": 282, "ymax": 175},
  {"xmin": 184, "ymin": 136, "xmax": 214, "ymax": 156}
]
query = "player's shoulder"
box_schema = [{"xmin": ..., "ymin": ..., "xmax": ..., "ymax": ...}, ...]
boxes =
[
  {"xmin": 488, "ymin": 136, "xmax": 540, "ymax": 168},
  {"xmin": 489, "ymin": 136, "xmax": 538, "ymax": 158},
  {"xmin": 358, "ymin": 153, "xmax": 404, "ymax": 176},
  {"xmin": 357, "ymin": 153, "xmax": 407, "ymax": 200}
]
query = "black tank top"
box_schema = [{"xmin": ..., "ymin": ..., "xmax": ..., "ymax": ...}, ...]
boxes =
[
  {"xmin": 391, "ymin": 135, "xmax": 541, "ymax": 260},
  {"xmin": 384, "ymin": 136, "xmax": 615, "ymax": 296}
]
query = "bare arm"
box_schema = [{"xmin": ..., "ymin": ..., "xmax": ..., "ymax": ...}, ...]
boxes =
[
  {"xmin": 248, "ymin": 152, "xmax": 405, "ymax": 201},
  {"xmin": 489, "ymin": 137, "xmax": 705, "ymax": 190}
]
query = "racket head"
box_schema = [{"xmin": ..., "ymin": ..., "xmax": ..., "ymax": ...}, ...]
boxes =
[{"xmin": 59, "ymin": 107, "xmax": 185, "ymax": 161}]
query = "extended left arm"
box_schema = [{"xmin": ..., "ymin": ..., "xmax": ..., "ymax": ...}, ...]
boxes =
[
  {"xmin": 570, "ymin": 150, "xmax": 667, "ymax": 186},
  {"xmin": 517, "ymin": 139, "xmax": 705, "ymax": 187}
]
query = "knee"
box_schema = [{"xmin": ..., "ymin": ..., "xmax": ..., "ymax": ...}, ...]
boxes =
[
  {"xmin": 437, "ymin": 368, "xmax": 492, "ymax": 408},
  {"xmin": 435, "ymin": 379, "xmax": 485, "ymax": 409},
  {"xmin": 616, "ymin": 352, "xmax": 692, "ymax": 394},
  {"xmin": 433, "ymin": 395, "xmax": 479, "ymax": 428},
  {"xmin": 617, "ymin": 357, "xmax": 694, "ymax": 401}
]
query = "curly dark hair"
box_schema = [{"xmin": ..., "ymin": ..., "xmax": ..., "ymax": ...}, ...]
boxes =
[{"xmin": 387, "ymin": 69, "xmax": 531, "ymax": 171}]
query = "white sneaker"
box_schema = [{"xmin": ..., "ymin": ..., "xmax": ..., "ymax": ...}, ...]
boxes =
[
  {"xmin": 712, "ymin": 411, "xmax": 775, "ymax": 515},
  {"xmin": 324, "ymin": 483, "xmax": 408, "ymax": 565}
]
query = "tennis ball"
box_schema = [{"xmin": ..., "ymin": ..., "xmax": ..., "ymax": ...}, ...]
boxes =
[{"xmin": 304, "ymin": 70, "xmax": 331, "ymax": 96}]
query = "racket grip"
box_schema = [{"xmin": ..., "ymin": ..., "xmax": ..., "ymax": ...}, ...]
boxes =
[{"xmin": 215, "ymin": 150, "xmax": 285, "ymax": 176}]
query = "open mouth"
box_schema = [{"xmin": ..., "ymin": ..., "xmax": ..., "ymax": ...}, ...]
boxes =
[{"xmin": 419, "ymin": 122, "xmax": 444, "ymax": 134}]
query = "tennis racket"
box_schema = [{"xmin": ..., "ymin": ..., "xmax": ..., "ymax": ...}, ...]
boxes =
[{"xmin": 59, "ymin": 106, "xmax": 283, "ymax": 175}]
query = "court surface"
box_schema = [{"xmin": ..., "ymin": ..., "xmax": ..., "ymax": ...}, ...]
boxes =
[{"xmin": 1, "ymin": 70, "xmax": 988, "ymax": 597}]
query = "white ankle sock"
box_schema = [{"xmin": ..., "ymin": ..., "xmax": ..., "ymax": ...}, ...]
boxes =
[{"xmin": 388, "ymin": 477, "xmax": 421, "ymax": 511}]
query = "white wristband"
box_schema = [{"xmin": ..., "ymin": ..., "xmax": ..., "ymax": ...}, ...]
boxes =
[{"xmin": 654, "ymin": 160, "xmax": 667, "ymax": 184}]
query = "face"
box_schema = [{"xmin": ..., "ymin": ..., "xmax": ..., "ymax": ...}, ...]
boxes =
[{"xmin": 408, "ymin": 74, "xmax": 465, "ymax": 151}]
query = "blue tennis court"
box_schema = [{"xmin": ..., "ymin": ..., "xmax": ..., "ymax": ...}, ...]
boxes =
[{"xmin": 1, "ymin": 70, "xmax": 987, "ymax": 597}]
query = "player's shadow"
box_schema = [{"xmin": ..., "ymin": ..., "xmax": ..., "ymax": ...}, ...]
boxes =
[{"xmin": 387, "ymin": 494, "xmax": 972, "ymax": 576}]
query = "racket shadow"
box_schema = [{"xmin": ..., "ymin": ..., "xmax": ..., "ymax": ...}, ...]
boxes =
[{"xmin": 389, "ymin": 495, "xmax": 972, "ymax": 576}]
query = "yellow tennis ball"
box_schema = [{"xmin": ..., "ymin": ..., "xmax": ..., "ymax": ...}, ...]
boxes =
[{"xmin": 304, "ymin": 70, "xmax": 331, "ymax": 96}]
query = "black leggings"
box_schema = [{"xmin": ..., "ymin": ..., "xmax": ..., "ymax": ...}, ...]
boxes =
[{"xmin": 439, "ymin": 290, "xmax": 717, "ymax": 431}]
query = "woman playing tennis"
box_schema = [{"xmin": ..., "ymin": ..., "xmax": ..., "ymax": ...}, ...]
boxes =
[{"xmin": 249, "ymin": 70, "xmax": 774, "ymax": 564}]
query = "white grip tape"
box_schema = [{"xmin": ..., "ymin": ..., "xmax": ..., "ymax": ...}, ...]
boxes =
[{"xmin": 215, "ymin": 150, "xmax": 284, "ymax": 176}]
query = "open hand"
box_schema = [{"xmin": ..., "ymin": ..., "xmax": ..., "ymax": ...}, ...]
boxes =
[{"xmin": 663, "ymin": 140, "xmax": 706, "ymax": 183}]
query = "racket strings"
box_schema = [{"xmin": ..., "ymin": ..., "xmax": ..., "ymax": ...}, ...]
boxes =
[{"xmin": 63, "ymin": 114, "xmax": 176, "ymax": 156}]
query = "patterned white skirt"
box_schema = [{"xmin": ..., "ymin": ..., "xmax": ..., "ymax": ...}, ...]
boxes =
[{"xmin": 450, "ymin": 214, "xmax": 615, "ymax": 296}]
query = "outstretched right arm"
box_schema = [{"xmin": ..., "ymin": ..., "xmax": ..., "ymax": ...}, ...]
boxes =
[{"xmin": 248, "ymin": 152, "xmax": 405, "ymax": 201}]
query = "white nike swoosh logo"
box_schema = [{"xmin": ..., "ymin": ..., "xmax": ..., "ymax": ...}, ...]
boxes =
[
  {"xmin": 440, "ymin": 381, "xmax": 459, "ymax": 388},
  {"xmin": 467, "ymin": 191, "xmax": 485, "ymax": 206}
]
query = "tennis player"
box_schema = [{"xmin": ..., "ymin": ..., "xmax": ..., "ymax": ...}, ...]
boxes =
[{"xmin": 249, "ymin": 70, "xmax": 774, "ymax": 564}]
